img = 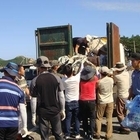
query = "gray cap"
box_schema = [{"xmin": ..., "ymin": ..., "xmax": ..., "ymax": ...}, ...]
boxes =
[
  {"xmin": 34, "ymin": 56, "xmax": 51, "ymax": 68},
  {"xmin": 50, "ymin": 60, "xmax": 60, "ymax": 67},
  {"xmin": 98, "ymin": 66, "xmax": 110, "ymax": 74}
]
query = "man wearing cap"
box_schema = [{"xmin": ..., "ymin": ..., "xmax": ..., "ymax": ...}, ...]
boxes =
[
  {"xmin": 73, "ymin": 35, "xmax": 92, "ymax": 55},
  {"xmin": 0, "ymin": 62, "xmax": 28, "ymax": 140},
  {"xmin": 129, "ymin": 53, "xmax": 140, "ymax": 139},
  {"xmin": 95, "ymin": 66, "xmax": 114, "ymax": 140},
  {"xmin": 15, "ymin": 64, "xmax": 30, "ymax": 138},
  {"xmin": 30, "ymin": 56, "xmax": 65, "ymax": 140},
  {"xmin": 113, "ymin": 62, "xmax": 131, "ymax": 134},
  {"xmin": 49, "ymin": 60, "xmax": 64, "ymax": 78}
]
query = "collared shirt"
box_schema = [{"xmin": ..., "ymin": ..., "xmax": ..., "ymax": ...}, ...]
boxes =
[
  {"xmin": 97, "ymin": 76, "xmax": 114, "ymax": 104},
  {"xmin": 114, "ymin": 70, "xmax": 130, "ymax": 99},
  {"xmin": 15, "ymin": 76, "xmax": 28, "ymax": 91},
  {"xmin": 131, "ymin": 70, "xmax": 140, "ymax": 95},
  {"xmin": 32, "ymin": 72, "xmax": 65, "ymax": 118},
  {"xmin": 0, "ymin": 76, "xmax": 24, "ymax": 127}
]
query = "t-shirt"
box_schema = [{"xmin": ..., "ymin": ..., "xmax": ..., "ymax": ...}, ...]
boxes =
[
  {"xmin": 62, "ymin": 72, "xmax": 81, "ymax": 102},
  {"xmin": 114, "ymin": 70, "xmax": 130, "ymax": 99},
  {"xmin": 73, "ymin": 37, "xmax": 88, "ymax": 55},
  {"xmin": 15, "ymin": 76, "xmax": 28, "ymax": 91},
  {"xmin": 131, "ymin": 70, "xmax": 140, "ymax": 95},
  {"xmin": 79, "ymin": 76, "xmax": 98, "ymax": 101},
  {"xmin": 97, "ymin": 76, "xmax": 114, "ymax": 104},
  {"xmin": 32, "ymin": 72, "xmax": 64, "ymax": 118},
  {"xmin": 0, "ymin": 76, "xmax": 24, "ymax": 127}
]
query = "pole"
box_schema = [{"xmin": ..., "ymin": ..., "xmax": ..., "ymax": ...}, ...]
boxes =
[{"xmin": 133, "ymin": 41, "xmax": 136, "ymax": 53}]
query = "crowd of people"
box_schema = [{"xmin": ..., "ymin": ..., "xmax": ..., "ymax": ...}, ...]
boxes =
[{"xmin": 0, "ymin": 52, "xmax": 140, "ymax": 140}]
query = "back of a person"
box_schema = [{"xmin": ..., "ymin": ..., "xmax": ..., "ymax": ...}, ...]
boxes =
[
  {"xmin": 63, "ymin": 75, "xmax": 80, "ymax": 102},
  {"xmin": 73, "ymin": 37, "xmax": 87, "ymax": 55},
  {"xmin": 80, "ymin": 76, "xmax": 98, "ymax": 101},
  {"xmin": 0, "ymin": 78, "xmax": 22, "ymax": 127},
  {"xmin": 97, "ymin": 76, "xmax": 114, "ymax": 104},
  {"xmin": 35, "ymin": 72, "xmax": 61, "ymax": 117},
  {"xmin": 114, "ymin": 70, "xmax": 130, "ymax": 98},
  {"xmin": 73, "ymin": 37, "xmax": 81, "ymax": 48}
]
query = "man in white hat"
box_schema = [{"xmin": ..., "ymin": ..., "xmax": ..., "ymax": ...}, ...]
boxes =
[
  {"xmin": 73, "ymin": 35, "xmax": 92, "ymax": 55},
  {"xmin": 113, "ymin": 62, "xmax": 131, "ymax": 134}
]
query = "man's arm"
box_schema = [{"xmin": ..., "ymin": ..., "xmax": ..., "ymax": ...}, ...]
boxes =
[
  {"xmin": 128, "ymin": 86, "xmax": 134, "ymax": 100},
  {"xmin": 30, "ymin": 77, "xmax": 38, "ymax": 126},
  {"xmin": 19, "ymin": 103, "xmax": 28, "ymax": 137},
  {"xmin": 85, "ymin": 47, "xmax": 90, "ymax": 55},
  {"xmin": 75, "ymin": 44, "xmax": 80, "ymax": 54},
  {"xmin": 58, "ymin": 90, "xmax": 65, "ymax": 121}
]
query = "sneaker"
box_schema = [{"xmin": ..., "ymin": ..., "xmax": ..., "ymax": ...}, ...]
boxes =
[
  {"xmin": 105, "ymin": 135, "xmax": 113, "ymax": 140},
  {"xmin": 94, "ymin": 134, "xmax": 101, "ymax": 139},
  {"xmin": 89, "ymin": 135, "xmax": 94, "ymax": 140},
  {"xmin": 84, "ymin": 132, "xmax": 89, "ymax": 139},
  {"xmin": 65, "ymin": 136, "xmax": 70, "ymax": 139},
  {"xmin": 119, "ymin": 128, "xmax": 131, "ymax": 135},
  {"xmin": 75, "ymin": 134, "xmax": 81, "ymax": 139}
]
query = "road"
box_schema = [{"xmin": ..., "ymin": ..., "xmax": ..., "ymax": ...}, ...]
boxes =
[{"xmin": 26, "ymin": 106, "xmax": 139, "ymax": 140}]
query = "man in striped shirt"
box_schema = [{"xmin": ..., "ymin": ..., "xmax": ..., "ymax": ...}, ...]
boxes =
[{"xmin": 0, "ymin": 62, "xmax": 28, "ymax": 140}]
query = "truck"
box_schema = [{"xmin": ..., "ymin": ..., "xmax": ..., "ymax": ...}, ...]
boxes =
[{"xmin": 35, "ymin": 22, "xmax": 126, "ymax": 68}]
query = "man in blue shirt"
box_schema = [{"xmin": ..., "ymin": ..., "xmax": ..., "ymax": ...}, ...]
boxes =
[
  {"xmin": 129, "ymin": 53, "xmax": 140, "ymax": 140},
  {"xmin": 0, "ymin": 62, "xmax": 27, "ymax": 140}
]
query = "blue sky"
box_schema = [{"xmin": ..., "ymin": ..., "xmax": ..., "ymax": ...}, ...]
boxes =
[{"xmin": 0, "ymin": 0, "xmax": 140, "ymax": 60}]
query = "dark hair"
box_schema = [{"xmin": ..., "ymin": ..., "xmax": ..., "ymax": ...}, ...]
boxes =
[
  {"xmin": 63, "ymin": 64, "xmax": 73, "ymax": 77},
  {"xmin": 18, "ymin": 64, "xmax": 23, "ymax": 69},
  {"xmin": 101, "ymin": 72, "xmax": 108, "ymax": 77}
]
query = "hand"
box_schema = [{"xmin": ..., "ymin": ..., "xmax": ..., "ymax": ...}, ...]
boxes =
[
  {"xmin": 21, "ymin": 127, "xmax": 28, "ymax": 138},
  {"xmin": 32, "ymin": 113, "xmax": 36, "ymax": 126},
  {"xmin": 60, "ymin": 110, "xmax": 66, "ymax": 121}
]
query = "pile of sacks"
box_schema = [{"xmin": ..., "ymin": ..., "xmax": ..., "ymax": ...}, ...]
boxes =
[{"xmin": 57, "ymin": 54, "xmax": 98, "ymax": 75}]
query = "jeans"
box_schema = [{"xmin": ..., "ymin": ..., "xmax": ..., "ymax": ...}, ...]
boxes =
[
  {"xmin": 79, "ymin": 100, "xmax": 96, "ymax": 136},
  {"xmin": 39, "ymin": 113, "xmax": 64, "ymax": 140},
  {"xmin": 65, "ymin": 101, "xmax": 80, "ymax": 136}
]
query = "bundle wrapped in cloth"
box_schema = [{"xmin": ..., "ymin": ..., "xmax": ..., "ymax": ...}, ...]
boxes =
[{"xmin": 121, "ymin": 95, "xmax": 140, "ymax": 132}]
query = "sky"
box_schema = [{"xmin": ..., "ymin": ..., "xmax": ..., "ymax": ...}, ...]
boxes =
[{"xmin": 0, "ymin": 0, "xmax": 140, "ymax": 60}]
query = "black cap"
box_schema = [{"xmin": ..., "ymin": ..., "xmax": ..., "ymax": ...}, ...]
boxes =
[{"xmin": 130, "ymin": 53, "xmax": 140, "ymax": 60}]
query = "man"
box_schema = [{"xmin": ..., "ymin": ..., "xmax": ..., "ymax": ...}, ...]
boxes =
[
  {"xmin": 73, "ymin": 35, "xmax": 92, "ymax": 55},
  {"xmin": 30, "ymin": 56, "xmax": 65, "ymax": 140},
  {"xmin": 113, "ymin": 62, "xmax": 131, "ymax": 134},
  {"xmin": 49, "ymin": 60, "xmax": 63, "ymax": 78},
  {"xmin": 129, "ymin": 53, "xmax": 140, "ymax": 140},
  {"xmin": 95, "ymin": 66, "xmax": 114, "ymax": 140},
  {"xmin": 15, "ymin": 64, "xmax": 30, "ymax": 137},
  {"xmin": 16, "ymin": 64, "xmax": 30, "ymax": 98},
  {"xmin": 62, "ymin": 62, "xmax": 83, "ymax": 139},
  {"xmin": 0, "ymin": 62, "xmax": 27, "ymax": 140}
]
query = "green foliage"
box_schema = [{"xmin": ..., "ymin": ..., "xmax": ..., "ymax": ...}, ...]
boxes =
[
  {"xmin": 0, "ymin": 56, "xmax": 34, "ymax": 67},
  {"xmin": 120, "ymin": 35, "xmax": 140, "ymax": 53}
]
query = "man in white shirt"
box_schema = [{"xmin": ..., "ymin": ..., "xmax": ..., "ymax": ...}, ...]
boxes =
[{"xmin": 62, "ymin": 63, "xmax": 83, "ymax": 139}]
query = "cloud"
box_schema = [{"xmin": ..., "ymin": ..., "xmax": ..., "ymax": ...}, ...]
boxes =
[{"xmin": 83, "ymin": 1, "xmax": 140, "ymax": 13}]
